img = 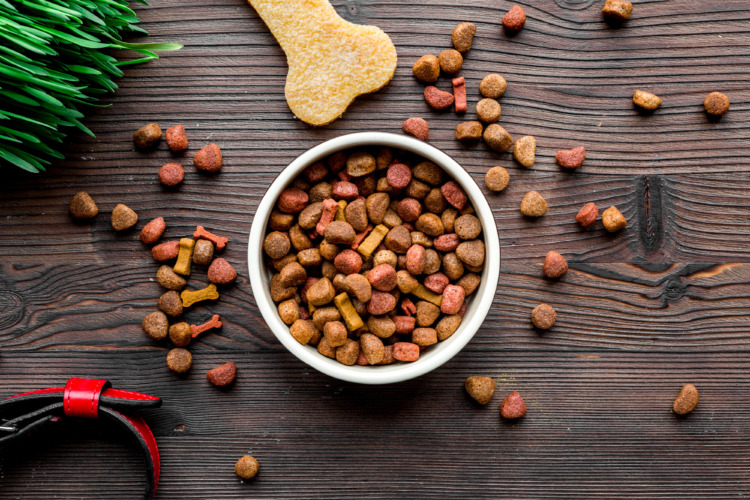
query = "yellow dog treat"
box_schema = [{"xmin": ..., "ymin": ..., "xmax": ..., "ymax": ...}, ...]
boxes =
[
  {"xmin": 334, "ymin": 200, "xmax": 347, "ymax": 222},
  {"xmin": 357, "ymin": 224, "xmax": 388, "ymax": 260},
  {"xmin": 247, "ymin": 0, "xmax": 398, "ymax": 126},
  {"xmin": 412, "ymin": 284, "xmax": 443, "ymax": 307},
  {"xmin": 333, "ymin": 293, "xmax": 364, "ymax": 332},
  {"xmin": 173, "ymin": 238, "xmax": 195, "ymax": 276},
  {"xmin": 181, "ymin": 283, "xmax": 220, "ymax": 308}
]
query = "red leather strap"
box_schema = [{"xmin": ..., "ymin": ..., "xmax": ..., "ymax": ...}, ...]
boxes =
[
  {"xmin": 118, "ymin": 411, "xmax": 161, "ymax": 494},
  {"xmin": 8, "ymin": 387, "xmax": 159, "ymax": 402},
  {"xmin": 63, "ymin": 378, "xmax": 109, "ymax": 418}
]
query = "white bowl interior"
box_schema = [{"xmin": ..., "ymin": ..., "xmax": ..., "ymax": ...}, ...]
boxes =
[{"xmin": 248, "ymin": 132, "xmax": 500, "ymax": 384}]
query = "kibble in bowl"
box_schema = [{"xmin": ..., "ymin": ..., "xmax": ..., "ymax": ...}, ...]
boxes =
[{"xmin": 248, "ymin": 133, "xmax": 500, "ymax": 384}]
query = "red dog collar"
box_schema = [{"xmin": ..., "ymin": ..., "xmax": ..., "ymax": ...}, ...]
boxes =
[{"xmin": 0, "ymin": 378, "xmax": 162, "ymax": 498}]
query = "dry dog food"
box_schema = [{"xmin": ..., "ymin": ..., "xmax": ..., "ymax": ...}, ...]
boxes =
[
  {"xmin": 194, "ymin": 226, "xmax": 229, "ymax": 250},
  {"xmin": 602, "ymin": 0, "xmax": 633, "ymax": 21},
  {"xmin": 476, "ymin": 99, "xmax": 501, "ymax": 123},
  {"xmin": 111, "ymin": 204, "xmax": 138, "ymax": 231},
  {"xmin": 543, "ymin": 251, "xmax": 568, "ymax": 279},
  {"xmin": 194, "ymin": 144, "xmax": 222, "ymax": 172},
  {"xmin": 500, "ymin": 391, "xmax": 526, "ymax": 419},
  {"xmin": 157, "ymin": 265, "xmax": 186, "ymax": 290},
  {"xmin": 439, "ymin": 49, "xmax": 463, "ymax": 74},
  {"xmin": 452, "ymin": 22, "xmax": 476, "ymax": 53},
  {"xmin": 413, "ymin": 54, "xmax": 440, "ymax": 82},
  {"xmin": 158, "ymin": 290, "xmax": 183, "ymax": 317},
  {"xmin": 166, "ymin": 347, "xmax": 192, "ymax": 373},
  {"xmin": 556, "ymin": 146, "xmax": 586, "ymax": 169},
  {"xmin": 264, "ymin": 147, "xmax": 485, "ymax": 366},
  {"xmin": 141, "ymin": 217, "xmax": 166, "ymax": 245},
  {"xmin": 455, "ymin": 121, "xmax": 483, "ymax": 142},
  {"xmin": 633, "ymin": 90, "xmax": 662, "ymax": 111},
  {"xmin": 483, "ymin": 124, "xmax": 513, "ymax": 152},
  {"xmin": 485, "ymin": 167, "xmax": 509, "ymax": 192},
  {"xmin": 152, "ymin": 240, "xmax": 180, "ymax": 261},
  {"xmin": 520, "ymin": 191, "xmax": 547, "ymax": 217},
  {"xmin": 206, "ymin": 361, "xmax": 237, "ymax": 387},
  {"xmin": 465, "ymin": 376, "xmax": 496, "ymax": 405},
  {"xmin": 424, "ymin": 86, "xmax": 455, "ymax": 110},
  {"xmin": 479, "ymin": 74, "xmax": 506, "ymax": 99},
  {"xmin": 531, "ymin": 303, "xmax": 556, "ymax": 330},
  {"xmin": 159, "ymin": 163, "xmax": 184, "ymax": 187},
  {"xmin": 181, "ymin": 283, "xmax": 219, "ymax": 308},
  {"xmin": 453, "ymin": 77, "xmax": 467, "ymax": 113},
  {"xmin": 248, "ymin": 0, "xmax": 397, "ymax": 126},
  {"xmin": 169, "ymin": 322, "xmax": 192, "ymax": 347},
  {"xmin": 191, "ymin": 314, "xmax": 222, "ymax": 338},
  {"xmin": 576, "ymin": 202, "xmax": 598, "ymax": 227},
  {"xmin": 513, "ymin": 136, "xmax": 536, "ymax": 167},
  {"xmin": 673, "ymin": 384, "xmax": 699, "ymax": 415},
  {"xmin": 142, "ymin": 311, "xmax": 169, "ymax": 340},
  {"xmin": 235, "ymin": 455, "xmax": 259, "ymax": 480},
  {"xmin": 403, "ymin": 117, "xmax": 429, "ymax": 142},
  {"xmin": 165, "ymin": 124, "xmax": 188, "ymax": 152},
  {"xmin": 193, "ymin": 239, "xmax": 214, "ymax": 265},
  {"xmin": 69, "ymin": 192, "xmax": 98, "ymax": 219},
  {"xmin": 133, "ymin": 123, "xmax": 161, "ymax": 150},
  {"xmin": 501, "ymin": 5, "xmax": 526, "ymax": 32},
  {"xmin": 173, "ymin": 238, "xmax": 196, "ymax": 276},
  {"xmin": 704, "ymin": 92, "xmax": 729, "ymax": 116},
  {"xmin": 602, "ymin": 206, "xmax": 627, "ymax": 232},
  {"xmin": 208, "ymin": 258, "xmax": 237, "ymax": 285}
]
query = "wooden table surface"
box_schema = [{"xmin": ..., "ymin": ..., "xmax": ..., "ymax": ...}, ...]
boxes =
[{"xmin": 1, "ymin": 0, "xmax": 749, "ymax": 497}]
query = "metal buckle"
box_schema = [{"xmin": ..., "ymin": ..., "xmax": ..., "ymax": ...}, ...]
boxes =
[{"xmin": 0, "ymin": 419, "xmax": 17, "ymax": 434}]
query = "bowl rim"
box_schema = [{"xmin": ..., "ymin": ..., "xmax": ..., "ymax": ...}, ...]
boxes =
[{"xmin": 247, "ymin": 132, "xmax": 500, "ymax": 384}]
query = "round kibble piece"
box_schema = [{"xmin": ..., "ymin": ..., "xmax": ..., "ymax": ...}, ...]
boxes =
[
  {"xmin": 208, "ymin": 258, "xmax": 237, "ymax": 285},
  {"xmin": 142, "ymin": 311, "xmax": 168, "ymax": 340},
  {"xmin": 69, "ymin": 192, "xmax": 98, "ymax": 219},
  {"xmin": 476, "ymin": 98, "xmax": 501, "ymax": 123},
  {"xmin": 157, "ymin": 265, "xmax": 186, "ymax": 290},
  {"xmin": 235, "ymin": 456, "xmax": 259, "ymax": 480},
  {"xmin": 465, "ymin": 376, "xmax": 496, "ymax": 405},
  {"xmin": 480, "ymin": 74, "xmax": 507, "ymax": 99},
  {"xmin": 454, "ymin": 215, "xmax": 482, "ymax": 240},
  {"xmin": 520, "ymin": 191, "xmax": 548, "ymax": 217},
  {"xmin": 111, "ymin": 204, "xmax": 138, "ymax": 231},
  {"xmin": 290, "ymin": 319, "xmax": 318, "ymax": 345},
  {"xmin": 158, "ymin": 290, "xmax": 183, "ymax": 317},
  {"xmin": 133, "ymin": 123, "xmax": 161, "ymax": 150},
  {"xmin": 264, "ymin": 231, "xmax": 290, "ymax": 260},
  {"xmin": 531, "ymin": 303, "xmax": 556, "ymax": 330},
  {"xmin": 602, "ymin": 206, "xmax": 627, "ymax": 232},
  {"xmin": 166, "ymin": 348, "xmax": 192, "ymax": 373},
  {"xmin": 193, "ymin": 239, "xmax": 214, "ymax": 266},
  {"xmin": 165, "ymin": 124, "xmax": 188, "ymax": 152},
  {"xmin": 543, "ymin": 251, "xmax": 568, "ymax": 279},
  {"xmin": 500, "ymin": 391, "xmax": 527, "ymax": 419},
  {"xmin": 193, "ymin": 144, "xmax": 222, "ymax": 172},
  {"xmin": 169, "ymin": 322, "xmax": 192, "ymax": 347},
  {"xmin": 438, "ymin": 49, "xmax": 463, "ymax": 74},
  {"xmin": 704, "ymin": 92, "xmax": 729, "ymax": 116},
  {"xmin": 485, "ymin": 166, "xmax": 510, "ymax": 192},
  {"xmin": 387, "ymin": 163, "xmax": 412, "ymax": 190},
  {"xmin": 502, "ymin": 5, "xmax": 526, "ymax": 31},
  {"xmin": 513, "ymin": 136, "xmax": 536, "ymax": 167},
  {"xmin": 159, "ymin": 163, "xmax": 184, "ymax": 186},
  {"xmin": 576, "ymin": 202, "xmax": 599, "ymax": 227},
  {"xmin": 206, "ymin": 362, "xmax": 237, "ymax": 387},
  {"xmin": 336, "ymin": 338, "xmax": 360, "ymax": 366},
  {"xmin": 278, "ymin": 299, "xmax": 300, "ymax": 325},
  {"xmin": 673, "ymin": 384, "xmax": 699, "ymax": 415},
  {"xmin": 412, "ymin": 55, "xmax": 440, "ymax": 82},
  {"xmin": 152, "ymin": 240, "xmax": 180, "ymax": 262},
  {"xmin": 456, "ymin": 240, "xmax": 485, "ymax": 268},
  {"xmin": 483, "ymin": 124, "xmax": 513, "ymax": 152}
]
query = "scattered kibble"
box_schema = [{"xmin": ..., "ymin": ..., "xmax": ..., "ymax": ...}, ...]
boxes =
[
  {"xmin": 543, "ymin": 251, "xmax": 568, "ymax": 279},
  {"xmin": 159, "ymin": 162, "xmax": 185, "ymax": 187},
  {"xmin": 531, "ymin": 303, "xmax": 556, "ymax": 330},
  {"xmin": 438, "ymin": 49, "xmax": 463, "ymax": 74},
  {"xmin": 483, "ymin": 124, "xmax": 513, "ymax": 152},
  {"xmin": 512, "ymin": 136, "xmax": 536, "ymax": 167},
  {"xmin": 412, "ymin": 54, "xmax": 440, "ymax": 82},
  {"xmin": 575, "ymin": 202, "xmax": 598, "ymax": 227},
  {"xmin": 69, "ymin": 192, "xmax": 98, "ymax": 220},
  {"xmin": 556, "ymin": 146, "xmax": 586, "ymax": 169},
  {"xmin": 602, "ymin": 0, "xmax": 633, "ymax": 22},
  {"xmin": 479, "ymin": 74, "xmax": 507, "ymax": 99},
  {"xmin": 234, "ymin": 455, "xmax": 259, "ymax": 480},
  {"xmin": 484, "ymin": 166, "xmax": 510, "ymax": 192},
  {"xmin": 181, "ymin": 283, "xmax": 219, "ymax": 308},
  {"xmin": 402, "ymin": 117, "xmax": 429, "ymax": 142},
  {"xmin": 142, "ymin": 311, "xmax": 168, "ymax": 341},
  {"xmin": 133, "ymin": 123, "xmax": 162, "ymax": 150},
  {"xmin": 111, "ymin": 204, "xmax": 138, "ymax": 231},
  {"xmin": 194, "ymin": 144, "xmax": 222, "ymax": 172},
  {"xmin": 704, "ymin": 92, "xmax": 729, "ymax": 117},
  {"xmin": 602, "ymin": 205, "xmax": 627, "ymax": 232},
  {"xmin": 169, "ymin": 322, "xmax": 192, "ymax": 347},
  {"xmin": 673, "ymin": 384, "xmax": 699, "ymax": 415},
  {"xmin": 455, "ymin": 121, "xmax": 483, "ymax": 142},
  {"xmin": 166, "ymin": 348, "xmax": 192, "ymax": 373},
  {"xmin": 501, "ymin": 5, "xmax": 526, "ymax": 32},
  {"xmin": 451, "ymin": 22, "xmax": 476, "ymax": 53},
  {"xmin": 465, "ymin": 376, "xmax": 496, "ymax": 405},
  {"xmin": 633, "ymin": 90, "xmax": 662, "ymax": 111},
  {"xmin": 476, "ymin": 98, "xmax": 501, "ymax": 123},
  {"xmin": 207, "ymin": 361, "xmax": 237, "ymax": 387},
  {"xmin": 500, "ymin": 391, "xmax": 527, "ymax": 419},
  {"xmin": 140, "ymin": 217, "xmax": 166, "ymax": 245},
  {"xmin": 424, "ymin": 86, "xmax": 455, "ymax": 110},
  {"xmin": 520, "ymin": 191, "xmax": 548, "ymax": 217},
  {"xmin": 165, "ymin": 124, "xmax": 188, "ymax": 152}
]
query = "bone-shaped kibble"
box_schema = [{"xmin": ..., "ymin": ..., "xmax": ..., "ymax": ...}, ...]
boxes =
[
  {"xmin": 191, "ymin": 314, "xmax": 222, "ymax": 338},
  {"xmin": 193, "ymin": 226, "xmax": 228, "ymax": 251},
  {"xmin": 247, "ymin": 0, "xmax": 398, "ymax": 126},
  {"xmin": 181, "ymin": 283, "xmax": 220, "ymax": 308}
]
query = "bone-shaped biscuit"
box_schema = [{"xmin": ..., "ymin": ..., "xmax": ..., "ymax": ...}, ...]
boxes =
[{"xmin": 248, "ymin": 0, "xmax": 398, "ymax": 126}]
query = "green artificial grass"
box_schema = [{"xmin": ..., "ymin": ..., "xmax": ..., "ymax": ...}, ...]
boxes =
[{"xmin": 0, "ymin": 0, "xmax": 181, "ymax": 172}]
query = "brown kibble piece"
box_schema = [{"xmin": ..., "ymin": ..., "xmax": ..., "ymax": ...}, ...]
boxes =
[
  {"xmin": 157, "ymin": 265, "xmax": 186, "ymax": 290},
  {"xmin": 158, "ymin": 290, "xmax": 183, "ymax": 317},
  {"xmin": 206, "ymin": 362, "xmax": 237, "ymax": 387},
  {"xmin": 193, "ymin": 239, "xmax": 214, "ymax": 265},
  {"xmin": 69, "ymin": 192, "xmax": 98, "ymax": 219},
  {"xmin": 456, "ymin": 240, "xmax": 485, "ymax": 268},
  {"xmin": 208, "ymin": 258, "xmax": 237, "ymax": 285},
  {"xmin": 602, "ymin": 206, "xmax": 627, "ymax": 232},
  {"xmin": 454, "ymin": 214, "xmax": 482, "ymax": 240},
  {"xmin": 436, "ymin": 314, "xmax": 462, "ymax": 340},
  {"xmin": 324, "ymin": 221, "xmax": 356, "ymax": 245},
  {"xmin": 278, "ymin": 299, "xmax": 301, "ymax": 325},
  {"xmin": 235, "ymin": 456, "xmax": 259, "ymax": 480},
  {"xmin": 452, "ymin": 22, "xmax": 476, "ymax": 53},
  {"xmin": 412, "ymin": 54, "xmax": 440, "ymax": 82},
  {"xmin": 142, "ymin": 311, "xmax": 168, "ymax": 340},
  {"xmin": 543, "ymin": 251, "xmax": 568, "ymax": 279},
  {"xmin": 704, "ymin": 92, "xmax": 729, "ymax": 117},
  {"xmin": 673, "ymin": 384, "xmax": 699, "ymax": 415},
  {"xmin": 323, "ymin": 321, "xmax": 348, "ymax": 347},
  {"xmin": 158, "ymin": 162, "xmax": 184, "ymax": 187},
  {"xmin": 140, "ymin": 217, "xmax": 166, "ymax": 245},
  {"xmin": 438, "ymin": 49, "xmax": 463, "ymax": 74},
  {"xmin": 346, "ymin": 151, "xmax": 376, "ymax": 178},
  {"xmin": 483, "ymin": 124, "xmax": 513, "ymax": 152},
  {"xmin": 264, "ymin": 231, "xmax": 291, "ymax": 260},
  {"xmin": 278, "ymin": 188, "xmax": 309, "ymax": 214},
  {"xmin": 531, "ymin": 303, "xmax": 556, "ymax": 330},
  {"xmin": 166, "ymin": 348, "xmax": 192, "ymax": 373},
  {"xmin": 455, "ymin": 121, "xmax": 483, "ymax": 142},
  {"xmin": 165, "ymin": 124, "xmax": 188, "ymax": 152},
  {"xmin": 133, "ymin": 123, "xmax": 161, "ymax": 150},
  {"xmin": 479, "ymin": 74, "xmax": 507, "ymax": 99},
  {"xmin": 335, "ymin": 338, "xmax": 360, "ymax": 366},
  {"xmin": 465, "ymin": 376, "xmax": 496, "ymax": 405},
  {"xmin": 633, "ymin": 90, "xmax": 662, "ymax": 111},
  {"xmin": 387, "ymin": 163, "xmax": 412, "ymax": 191},
  {"xmin": 476, "ymin": 98, "xmax": 501, "ymax": 123},
  {"xmin": 402, "ymin": 117, "xmax": 429, "ymax": 142},
  {"xmin": 290, "ymin": 319, "xmax": 318, "ymax": 345},
  {"xmin": 576, "ymin": 202, "xmax": 598, "ymax": 227},
  {"xmin": 485, "ymin": 166, "xmax": 510, "ymax": 192},
  {"xmin": 424, "ymin": 86, "xmax": 454, "ymax": 110},
  {"xmin": 413, "ymin": 161, "xmax": 443, "ymax": 186},
  {"xmin": 502, "ymin": 5, "xmax": 526, "ymax": 31},
  {"xmin": 169, "ymin": 322, "xmax": 192, "ymax": 347},
  {"xmin": 111, "ymin": 204, "xmax": 137, "ymax": 231},
  {"xmin": 556, "ymin": 146, "xmax": 586, "ymax": 169},
  {"xmin": 513, "ymin": 136, "xmax": 536, "ymax": 167},
  {"xmin": 412, "ymin": 327, "xmax": 437, "ymax": 346},
  {"xmin": 500, "ymin": 391, "xmax": 527, "ymax": 419},
  {"xmin": 520, "ymin": 191, "xmax": 547, "ymax": 217},
  {"xmin": 193, "ymin": 144, "xmax": 222, "ymax": 172},
  {"xmin": 360, "ymin": 333, "xmax": 385, "ymax": 365},
  {"xmin": 602, "ymin": 0, "xmax": 633, "ymax": 22}
]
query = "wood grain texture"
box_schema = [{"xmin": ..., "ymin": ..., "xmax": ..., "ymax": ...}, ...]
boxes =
[{"xmin": 1, "ymin": 0, "xmax": 749, "ymax": 497}]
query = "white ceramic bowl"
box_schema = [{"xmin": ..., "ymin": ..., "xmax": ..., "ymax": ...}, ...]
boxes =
[{"xmin": 248, "ymin": 132, "xmax": 500, "ymax": 384}]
